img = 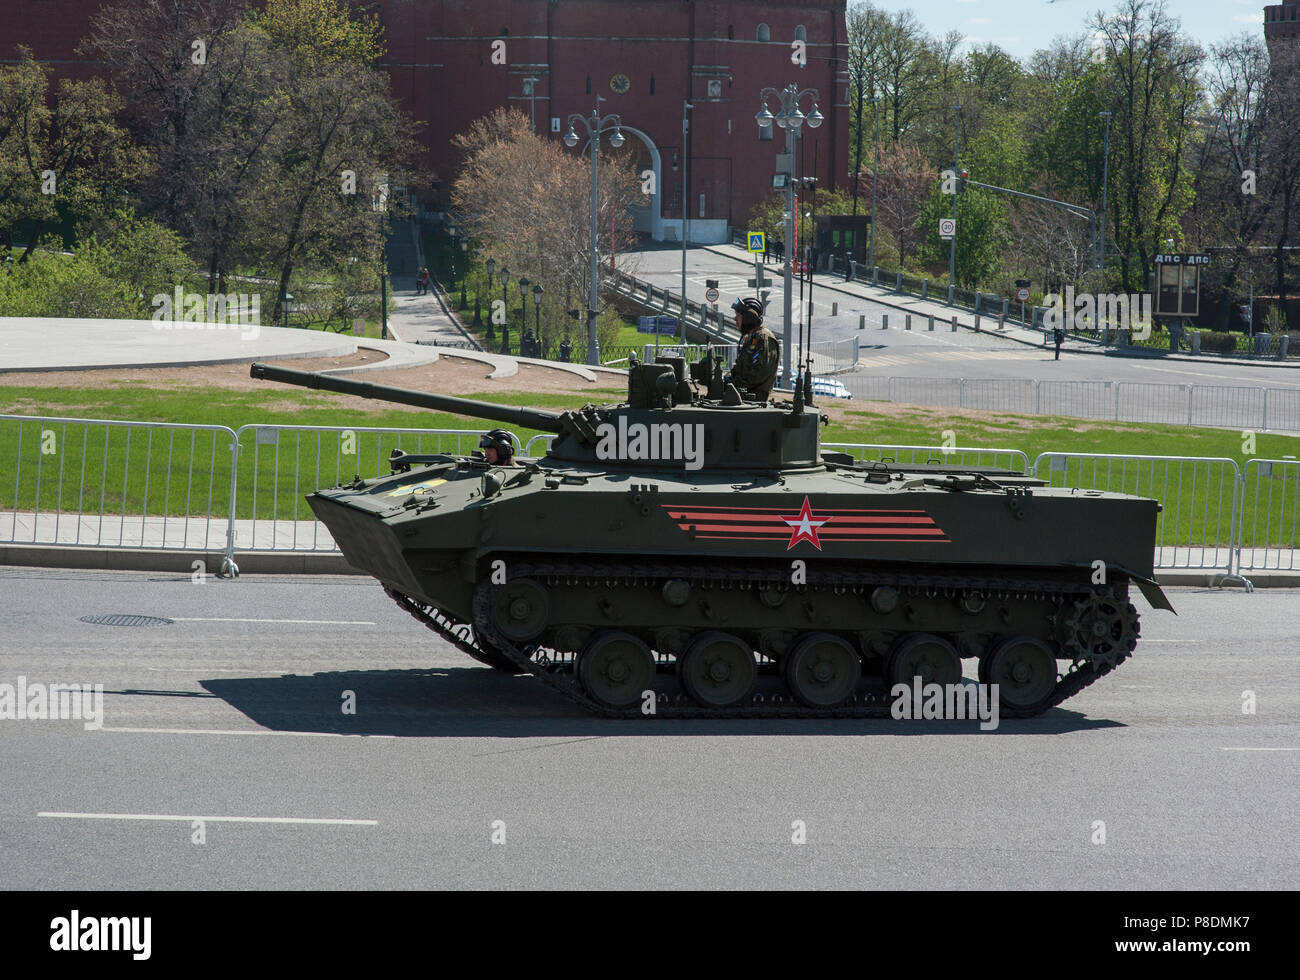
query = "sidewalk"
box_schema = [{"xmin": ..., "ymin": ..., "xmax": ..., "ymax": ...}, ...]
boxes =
[{"xmin": 701, "ymin": 242, "xmax": 1300, "ymax": 369}]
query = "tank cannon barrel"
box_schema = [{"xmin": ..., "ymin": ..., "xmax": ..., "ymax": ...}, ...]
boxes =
[{"xmin": 250, "ymin": 362, "xmax": 567, "ymax": 434}]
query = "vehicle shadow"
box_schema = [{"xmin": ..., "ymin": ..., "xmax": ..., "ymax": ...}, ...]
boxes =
[{"xmin": 193, "ymin": 667, "xmax": 1125, "ymax": 737}]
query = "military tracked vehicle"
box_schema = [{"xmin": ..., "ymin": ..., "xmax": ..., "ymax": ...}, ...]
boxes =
[{"xmin": 251, "ymin": 355, "xmax": 1172, "ymax": 718}]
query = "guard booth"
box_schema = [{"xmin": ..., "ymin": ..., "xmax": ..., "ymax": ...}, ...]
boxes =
[
  {"xmin": 1154, "ymin": 252, "xmax": 1209, "ymax": 317},
  {"xmin": 1153, "ymin": 252, "xmax": 1209, "ymax": 350},
  {"xmin": 815, "ymin": 214, "xmax": 870, "ymax": 265}
]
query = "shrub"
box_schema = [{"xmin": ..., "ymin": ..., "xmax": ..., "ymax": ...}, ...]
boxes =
[{"xmin": 1198, "ymin": 331, "xmax": 1239, "ymax": 353}]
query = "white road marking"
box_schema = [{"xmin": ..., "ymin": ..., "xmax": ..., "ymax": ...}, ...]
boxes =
[
  {"xmin": 1220, "ymin": 747, "xmax": 1300, "ymax": 752},
  {"xmin": 39, "ymin": 811, "xmax": 377, "ymax": 825},
  {"xmin": 100, "ymin": 726, "xmax": 396, "ymax": 738},
  {"xmin": 171, "ymin": 617, "xmax": 376, "ymax": 625}
]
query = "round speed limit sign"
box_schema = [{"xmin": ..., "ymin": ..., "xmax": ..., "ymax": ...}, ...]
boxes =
[
  {"xmin": 705, "ymin": 287, "xmax": 720, "ymax": 303},
  {"xmin": 1017, "ymin": 287, "xmax": 1030, "ymax": 302}
]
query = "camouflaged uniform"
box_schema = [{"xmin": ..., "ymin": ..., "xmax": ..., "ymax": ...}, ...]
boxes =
[{"xmin": 730, "ymin": 325, "xmax": 780, "ymax": 400}]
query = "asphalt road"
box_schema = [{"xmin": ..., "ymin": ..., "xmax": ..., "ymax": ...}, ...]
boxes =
[
  {"xmin": 629, "ymin": 245, "xmax": 1300, "ymax": 390},
  {"xmin": 1, "ymin": 566, "xmax": 1296, "ymax": 890}
]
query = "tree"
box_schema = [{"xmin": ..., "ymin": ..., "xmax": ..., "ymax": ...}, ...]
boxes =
[
  {"xmin": 1094, "ymin": 0, "xmax": 1203, "ymax": 293},
  {"xmin": 872, "ymin": 141, "xmax": 935, "ymax": 267},
  {"xmin": 0, "ymin": 49, "xmax": 146, "ymax": 262},
  {"xmin": 451, "ymin": 108, "xmax": 643, "ymax": 350},
  {"xmin": 243, "ymin": 0, "xmax": 418, "ymax": 321}
]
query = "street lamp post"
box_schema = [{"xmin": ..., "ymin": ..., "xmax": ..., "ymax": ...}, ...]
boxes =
[
  {"xmin": 949, "ymin": 105, "xmax": 961, "ymax": 299},
  {"xmin": 869, "ymin": 95, "xmax": 880, "ymax": 271},
  {"xmin": 680, "ymin": 100, "xmax": 693, "ymax": 351},
  {"xmin": 515, "ymin": 277, "xmax": 530, "ymax": 355},
  {"xmin": 485, "ymin": 258, "xmax": 496, "ymax": 343},
  {"xmin": 373, "ymin": 178, "xmax": 389, "ymax": 340},
  {"xmin": 459, "ymin": 241, "xmax": 469, "ymax": 309},
  {"xmin": 499, "ymin": 266, "xmax": 511, "ymax": 354},
  {"xmin": 756, "ymin": 84, "xmax": 823, "ymax": 388},
  {"xmin": 565, "ymin": 97, "xmax": 626, "ymax": 366},
  {"xmin": 447, "ymin": 224, "xmax": 457, "ymax": 291},
  {"xmin": 1099, "ymin": 109, "xmax": 1112, "ymax": 275},
  {"xmin": 533, "ymin": 283, "xmax": 544, "ymax": 353}
]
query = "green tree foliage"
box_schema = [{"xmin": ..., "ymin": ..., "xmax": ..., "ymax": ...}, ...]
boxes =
[{"xmin": 0, "ymin": 49, "xmax": 147, "ymax": 262}]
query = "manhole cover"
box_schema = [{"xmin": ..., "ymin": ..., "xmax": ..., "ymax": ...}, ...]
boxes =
[{"xmin": 79, "ymin": 614, "xmax": 174, "ymax": 628}]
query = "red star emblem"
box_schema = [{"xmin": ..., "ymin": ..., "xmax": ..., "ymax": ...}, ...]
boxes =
[{"xmin": 781, "ymin": 496, "xmax": 830, "ymax": 550}]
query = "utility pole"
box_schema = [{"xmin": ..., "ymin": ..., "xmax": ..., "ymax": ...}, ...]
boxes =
[
  {"xmin": 948, "ymin": 104, "xmax": 961, "ymax": 296},
  {"xmin": 869, "ymin": 95, "xmax": 880, "ymax": 271},
  {"xmin": 1099, "ymin": 109, "xmax": 1112, "ymax": 274}
]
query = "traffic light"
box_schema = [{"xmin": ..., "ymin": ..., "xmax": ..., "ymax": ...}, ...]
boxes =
[{"xmin": 958, "ymin": 170, "xmax": 968, "ymax": 193}]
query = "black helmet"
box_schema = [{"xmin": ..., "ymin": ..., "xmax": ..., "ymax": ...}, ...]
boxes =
[
  {"xmin": 479, "ymin": 428, "xmax": 514, "ymax": 459},
  {"xmin": 731, "ymin": 297, "xmax": 764, "ymax": 328}
]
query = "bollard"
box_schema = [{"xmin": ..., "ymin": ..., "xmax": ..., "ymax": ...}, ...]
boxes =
[
  {"xmin": 859, "ymin": 314, "xmax": 865, "ymax": 330},
  {"xmin": 951, "ymin": 316, "xmax": 957, "ymax": 332},
  {"xmin": 873, "ymin": 267, "xmax": 880, "ymax": 286},
  {"xmin": 928, "ymin": 314, "xmax": 934, "ymax": 331},
  {"xmin": 922, "ymin": 279, "xmax": 929, "ymax": 300},
  {"xmin": 896, "ymin": 271, "xmax": 903, "ymax": 292},
  {"xmin": 832, "ymin": 302, "xmax": 838, "ymax": 316},
  {"xmin": 882, "ymin": 314, "xmax": 889, "ymax": 330},
  {"xmin": 974, "ymin": 313, "xmax": 981, "ymax": 332},
  {"xmin": 905, "ymin": 314, "xmax": 912, "ymax": 330},
  {"xmin": 998, "ymin": 314, "xmax": 1005, "ymax": 330},
  {"xmin": 947, "ymin": 283, "xmax": 955, "ymax": 305}
]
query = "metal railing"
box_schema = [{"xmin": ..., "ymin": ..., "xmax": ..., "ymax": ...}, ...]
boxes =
[
  {"xmin": 1, "ymin": 414, "xmax": 238, "ymax": 564},
  {"xmin": 230, "ymin": 425, "xmax": 519, "ymax": 555},
  {"xmin": 1236, "ymin": 458, "xmax": 1300, "ymax": 571},
  {"xmin": 1033, "ymin": 452, "xmax": 1243, "ymax": 578},
  {"xmin": 841, "ymin": 375, "xmax": 1300, "ymax": 433},
  {"xmin": 4, "ymin": 412, "xmax": 1293, "ymax": 584}
]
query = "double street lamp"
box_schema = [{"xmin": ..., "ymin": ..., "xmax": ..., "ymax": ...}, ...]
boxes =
[
  {"xmin": 514, "ymin": 276, "xmax": 530, "ymax": 355},
  {"xmin": 565, "ymin": 96, "xmax": 625, "ymax": 366},
  {"xmin": 756, "ymin": 84, "xmax": 823, "ymax": 387}
]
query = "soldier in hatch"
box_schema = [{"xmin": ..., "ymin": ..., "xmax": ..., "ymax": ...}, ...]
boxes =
[
  {"xmin": 475, "ymin": 428, "xmax": 517, "ymax": 465},
  {"xmin": 727, "ymin": 297, "xmax": 780, "ymax": 401}
]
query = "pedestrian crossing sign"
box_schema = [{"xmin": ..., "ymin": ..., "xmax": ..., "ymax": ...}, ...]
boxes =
[{"xmin": 747, "ymin": 232, "xmax": 766, "ymax": 252}]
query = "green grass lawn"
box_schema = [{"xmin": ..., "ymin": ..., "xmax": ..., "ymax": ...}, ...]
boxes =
[{"xmin": 3, "ymin": 382, "xmax": 1298, "ymax": 547}]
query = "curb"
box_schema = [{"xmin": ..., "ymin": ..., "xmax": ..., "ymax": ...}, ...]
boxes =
[
  {"xmin": 1, "ymin": 544, "xmax": 1293, "ymax": 587},
  {"xmin": 0, "ymin": 545, "xmax": 359, "ymax": 576}
]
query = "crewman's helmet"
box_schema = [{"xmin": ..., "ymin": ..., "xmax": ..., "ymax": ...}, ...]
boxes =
[
  {"xmin": 732, "ymin": 297, "xmax": 764, "ymax": 329},
  {"xmin": 479, "ymin": 428, "xmax": 514, "ymax": 461}
]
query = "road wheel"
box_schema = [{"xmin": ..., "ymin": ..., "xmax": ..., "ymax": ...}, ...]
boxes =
[
  {"xmin": 679, "ymin": 631, "xmax": 757, "ymax": 708},
  {"xmin": 887, "ymin": 633, "xmax": 961, "ymax": 688},
  {"xmin": 985, "ymin": 636, "xmax": 1058, "ymax": 714},
  {"xmin": 785, "ymin": 632, "xmax": 860, "ymax": 708},
  {"xmin": 577, "ymin": 631, "xmax": 655, "ymax": 709}
]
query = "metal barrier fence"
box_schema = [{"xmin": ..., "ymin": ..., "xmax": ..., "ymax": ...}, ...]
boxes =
[
  {"xmin": 1, "ymin": 414, "xmax": 238, "ymax": 563},
  {"xmin": 3, "ymin": 412, "xmax": 1292, "ymax": 583},
  {"xmin": 1237, "ymin": 458, "xmax": 1300, "ymax": 571},
  {"xmin": 842, "ymin": 375, "xmax": 1300, "ymax": 433},
  {"xmin": 1032, "ymin": 452, "xmax": 1242, "ymax": 577},
  {"xmin": 229, "ymin": 425, "xmax": 518, "ymax": 556}
]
